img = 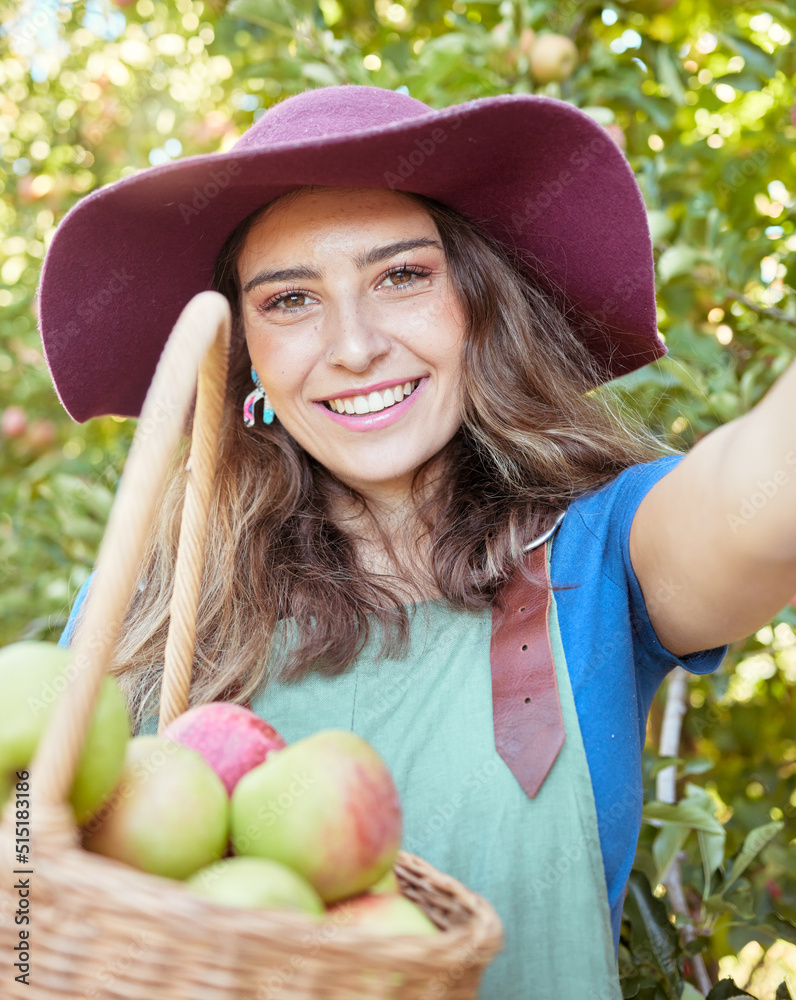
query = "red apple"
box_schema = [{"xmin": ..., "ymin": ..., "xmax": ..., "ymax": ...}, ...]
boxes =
[
  {"xmin": 230, "ymin": 729, "xmax": 402, "ymax": 904},
  {"xmin": 529, "ymin": 34, "xmax": 579, "ymax": 84},
  {"xmin": 26, "ymin": 419, "xmax": 56, "ymax": 451},
  {"xmin": 604, "ymin": 123, "xmax": 626, "ymax": 151},
  {"xmin": 325, "ymin": 893, "xmax": 439, "ymax": 935},
  {"xmin": 83, "ymin": 736, "xmax": 229, "ymax": 879},
  {"xmin": 1, "ymin": 407, "xmax": 27, "ymax": 439},
  {"xmin": 161, "ymin": 702, "xmax": 287, "ymax": 796}
]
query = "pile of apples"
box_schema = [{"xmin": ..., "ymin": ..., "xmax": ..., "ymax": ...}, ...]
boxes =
[{"xmin": 0, "ymin": 642, "xmax": 438, "ymax": 936}]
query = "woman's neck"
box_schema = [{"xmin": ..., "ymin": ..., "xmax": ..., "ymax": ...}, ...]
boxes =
[{"xmin": 330, "ymin": 472, "xmax": 446, "ymax": 603}]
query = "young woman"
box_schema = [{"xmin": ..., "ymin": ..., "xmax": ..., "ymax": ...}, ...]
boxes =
[{"xmin": 46, "ymin": 85, "xmax": 796, "ymax": 999}]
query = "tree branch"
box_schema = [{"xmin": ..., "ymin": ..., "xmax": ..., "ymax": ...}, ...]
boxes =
[
  {"xmin": 723, "ymin": 290, "xmax": 796, "ymax": 328},
  {"xmin": 656, "ymin": 667, "xmax": 713, "ymax": 997}
]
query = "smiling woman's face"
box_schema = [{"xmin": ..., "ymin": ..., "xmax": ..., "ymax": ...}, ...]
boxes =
[{"xmin": 237, "ymin": 187, "xmax": 467, "ymax": 502}]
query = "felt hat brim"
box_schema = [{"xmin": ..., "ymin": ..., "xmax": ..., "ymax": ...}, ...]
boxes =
[{"xmin": 37, "ymin": 85, "xmax": 664, "ymax": 422}]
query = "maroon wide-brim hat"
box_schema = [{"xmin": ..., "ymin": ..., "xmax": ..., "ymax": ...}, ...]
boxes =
[{"xmin": 38, "ymin": 84, "xmax": 665, "ymax": 422}]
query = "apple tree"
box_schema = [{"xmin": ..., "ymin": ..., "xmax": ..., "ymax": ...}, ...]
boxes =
[{"xmin": 1, "ymin": 0, "xmax": 795, "ymax": 994}]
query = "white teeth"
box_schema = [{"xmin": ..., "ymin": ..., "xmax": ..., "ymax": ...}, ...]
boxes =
[{"xmin": 326, "ymin": 379, "xmax": 419, "ymax": 415}]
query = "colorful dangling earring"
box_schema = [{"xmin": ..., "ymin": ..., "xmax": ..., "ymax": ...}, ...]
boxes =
[{"xmin": 243, "ymin": 367, "xmax": 275, "ymax": 427}]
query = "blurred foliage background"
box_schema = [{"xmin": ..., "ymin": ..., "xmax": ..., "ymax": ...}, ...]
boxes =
[{"xmin": 1, "ymin": 0, "xmax": 795, "ymax": 995}]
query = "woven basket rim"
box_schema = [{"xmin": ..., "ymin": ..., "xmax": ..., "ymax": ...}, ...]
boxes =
[{"xmin": 1, "ymin": 819, "xmax": 503, "ymax": 964}]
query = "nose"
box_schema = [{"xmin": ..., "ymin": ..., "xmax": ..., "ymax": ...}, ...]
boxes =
[{"xmin": 323, "ymin": 300, "xmax": 391, "ymax": 373}]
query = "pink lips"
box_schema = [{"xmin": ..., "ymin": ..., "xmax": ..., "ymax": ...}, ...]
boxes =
[{"xmin": 314, "ymin": 378, "xmax": 427, "ymax": 432}]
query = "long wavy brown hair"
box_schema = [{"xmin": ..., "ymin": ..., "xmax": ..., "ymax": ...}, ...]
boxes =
[{"xmin": 106, "ymin": 188, "xmax": 669, "ymax": 731}]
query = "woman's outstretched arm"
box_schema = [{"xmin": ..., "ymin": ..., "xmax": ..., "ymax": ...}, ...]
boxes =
[{"xmin": 629, "ymin": 355, "xmax": 796, "ymax": 657}]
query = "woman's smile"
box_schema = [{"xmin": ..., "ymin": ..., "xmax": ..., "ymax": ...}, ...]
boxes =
[
  {"xmin": 315, "ymin": 376, "xmax": 426, "ymax": 431},
  {"xmin": 237, "ymin": 186, "xmax": 466, "ymax": 502}
]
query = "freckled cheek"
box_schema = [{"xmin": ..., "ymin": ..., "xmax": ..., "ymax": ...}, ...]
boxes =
[{"xmin": 247, "ymin": 331, "xmax": 320, "ymax": 404}]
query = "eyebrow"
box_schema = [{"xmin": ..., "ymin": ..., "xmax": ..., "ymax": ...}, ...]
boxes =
[{"xmin": 241, "ymin": 237, "xmax": 444, "ymax": 294}]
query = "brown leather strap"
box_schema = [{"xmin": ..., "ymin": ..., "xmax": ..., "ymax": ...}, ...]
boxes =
[{"xmin": 490, "ymin": 542, "xmax": 565, "ymax": 799}]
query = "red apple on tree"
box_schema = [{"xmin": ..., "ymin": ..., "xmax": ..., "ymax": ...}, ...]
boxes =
[
  {"xmin": 161, "ymin": 702, "xmax": 287, "ymax": 796},
  {"xmin": 1, "ymin": 407, "xmax": 27, "ymax": 439},
  {"xmin": 230, "ymin": 729, "xmax": 402, "ymax": 904}
]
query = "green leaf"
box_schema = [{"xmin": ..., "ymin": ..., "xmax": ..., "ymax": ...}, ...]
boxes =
[
  {"xmin": 682, "ymin": 759, "xmax": 714, "ymax": 776},
  {"xmin": 656, "ymin": 246, "xmax": 703, "ymax": 285},
  {"xmin": 652, "ymin": 823, "xmax": 689, "ymax": 883},
  {"xmin": 706, "ymin": 979, "xmax": 755, "ymax": 999},
  {"xmin": 716, "ymin": 33, "xmax": 777, "ymax": 79},
  {"xmin": 681, "ymin": 985, "xmax": 706, "ymax": 1000},
  {"xmin": 642, "ymin": 800, "xmax": 724, "ymax": 837},
  {"xmin": 712, "ymin": 72, "xmax": 764, "ymax": 93},
  {"xmin": 624, "ymin": 871, "xmax": 682, "ymax": 1000},
  {"xmin": 718, "ymin": 821, "xmax": 784, "ymax": 898},
  {"xmin": 647, "ymin": 755, "xmax": 685, "ymax": 779},
  {"xmin": 301, "ymin": 62, "xmax": 343, "ymax": 86},
  {"xmin": 697, "ymin": 825, "xmax": 725, "ymax": 900},
  {"xmin": 224, "ymin": 0, "xmax": 299, "ymax": 30},
  {"xmin": 656, "ymin": 45, "xmax": 686, "ymax": 105}
]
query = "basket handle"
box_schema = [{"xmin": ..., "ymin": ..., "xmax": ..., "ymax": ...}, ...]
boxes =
[{"xmin": 31, "ymin": 291, "xmax": 231, "ymax": 821}]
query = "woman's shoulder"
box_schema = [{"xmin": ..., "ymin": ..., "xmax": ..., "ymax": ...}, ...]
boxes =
[{"xmin": 561, "ymin": 454, "xmax": 684, "ymax": 539}]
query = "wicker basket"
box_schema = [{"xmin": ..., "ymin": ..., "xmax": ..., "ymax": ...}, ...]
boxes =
[{"xmin": 0, "ymin": 292, "xmax": 503, "ymax": 999}]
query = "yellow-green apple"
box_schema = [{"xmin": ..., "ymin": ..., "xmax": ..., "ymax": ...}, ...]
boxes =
[
  {"xmin": 230, "ymin": 729, "xmax": 402, "ymax": 903},
  {"xmin": 529, "ymin": 34, "xmax": 579, "ymax": 83},
  {"xmin": 187, "ymin": 856, "xmax": 324, "ymax": 915},
  {"xmin": 0, "ymin": 641, "xmax": 129, "ymax": 824},
  {"xmin": 82, "ymin": 736, "xmax": 229, "ymax": 879},
  {"xmin": 161, "ymin": 702, "xmax": 286, "ymax": 796},
  {"xmin": 518, "ymin": 26, "xmax": 536, "ymax": 56},
  {"xmin": 325, "ymin": 893, "xmax": 439, "ymax": 935},
  {"xmin": 368, "ymin": 869, "xmax": 400, "ymax": 895}
]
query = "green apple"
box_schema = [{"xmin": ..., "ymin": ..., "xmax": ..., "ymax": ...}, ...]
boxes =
[
  {"xmin": 82, "ymin": 736, "xmax": 229, "ymax": 879},
  {"xmin": 231, "ymin": 729, "xmax": 402, "ymax": 904},
  {"xmin": 368, "ymin": 869, "xmax": 400, "ymax": 895},
  {"xmin": 529, "ymin": 34, "xmax": 579, "ymax": 84},
  {"xmin": 325, "ymin": 893, "xmax": 439, "ymax": 935},
  {"xmin": 0, "ymin": 641, "xmax": 129, "ymax": 824},
  {"xmin": 187, "ymin": 856, "xmax": 324, "ymax": 915}
]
